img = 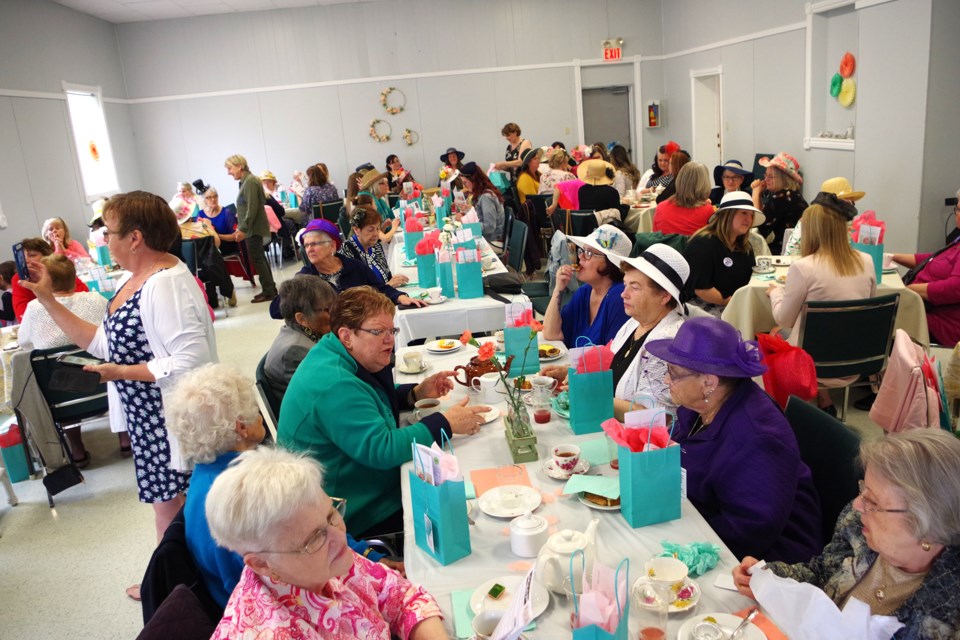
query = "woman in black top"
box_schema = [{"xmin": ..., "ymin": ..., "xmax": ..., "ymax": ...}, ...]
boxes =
[
  {"xmin": 577, "ymin": 159, "xmax": 621, "ymax": 211},
  {"xmin": 683, "ymin": 191, "xmax": 765, "ymax": 316},
  {"xmin": 751, "ymin": 152, "xmax": 807, "ymax": 254},
  {"xmin": 494, "ymin": 122, "xmax": 532, "ymax": 181},
  {"xmin": 337, "ymin": 202, "xmax": 407, "ymax": 288}
]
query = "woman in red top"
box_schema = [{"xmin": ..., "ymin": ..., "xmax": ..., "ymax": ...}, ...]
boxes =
[
  {"xmin": 652, "ymin": 162, "xmax": 714, "ymax": 236},
  {"xmin": 12, "ymin": 237, "xmax": 89, "ymax": 322}
]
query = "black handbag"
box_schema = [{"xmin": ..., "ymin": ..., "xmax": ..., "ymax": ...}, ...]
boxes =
[{"xmin": 42, "ymin": 463, "xmax": 84, "ymax": 495}]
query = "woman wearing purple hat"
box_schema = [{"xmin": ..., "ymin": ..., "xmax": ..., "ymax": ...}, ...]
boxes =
[
  {"xmin": 268, "ymin": 218, "xmax": 424, "ymax": 319},
  {"xmin": 646, "ymin": 316, "xmax": 822, "ymax": 563}
]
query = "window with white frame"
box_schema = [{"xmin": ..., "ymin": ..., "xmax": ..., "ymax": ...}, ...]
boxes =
[{"xmin": 64, "ymin": 84, "xmax": 119, "ymax": 201}]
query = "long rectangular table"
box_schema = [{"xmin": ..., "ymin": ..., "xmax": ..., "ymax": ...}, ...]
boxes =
[
  {"xmin": 721, "ymin": 263, "xmax": 930, "ymax": 346},
  {"xmin": 388, "ymin": 231, "xmax": 528, "ymax": 347},
  {"xmin": 397, "ymin": 340, "xmax": 752, "ymax": 638}
]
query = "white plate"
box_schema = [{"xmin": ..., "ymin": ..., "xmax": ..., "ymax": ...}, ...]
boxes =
[
  {"xmin": 882, "ymin": 267, "xmax": 897, "ymax": 273},
  {"xmin": 396, "ymin": 362, "xmax": 429, "ymax": 375},
  {"xmin": 632, "ymin": 576, "xmax": 701, "ymax": 613},
  {"xmin": 538, "ymin": 349, "xmax": 564, "ymax": 362},
  {"xmin": 676, "ymin": 613, "xmax": 767, "ymax": 640},
  {"xmin": 479, "ymin": 406, "xmax": 501, "ymax": 424},
  {"xmin": 425, "ymin": 339, "xmax": 460, "ymax": 354},
  {"xmin": 477, "ymin": 485, "xmax": 542, "ymax": 518},
  {"xmin": 470, "ymin": 575, "xmax": 551, "ymax": 617},
  {"xmin": 751, "ymin": 266, "xmax": 775, "ymax": 275},
  {"xmin": 423, "ymin": 295, "xmax": 448, "ymax": 305},
  {"xmin": 577, "ymin": 491, "xmax": 620, "ymax": 511},
  {"xmin": 541, "ymin": 458, "xmax": 590, "ymax": 480}
]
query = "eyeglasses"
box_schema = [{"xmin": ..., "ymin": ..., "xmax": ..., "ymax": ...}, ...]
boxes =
[
  {"xmin": 576, "ymin": 247, "xmax": 597, "ymax": 260},
  {"xmin": 249, "ymin": 497, "xmax": 346, "ymax": 555},
  {"xmin": 102, "ymin": 227, "xmax": 123, "ymax": 240},
  {"xmin": 857, "ymin": 480, "xmax": 908, "ymax": 514},
  {"xmin": 721, "ymin": 174, "xmax": 742, "ymax": 182},
  {"xmin": 303, "ymin": 240, "xmax": 333, "ymax": 250},
  {"xmin": 665, "ymin": 365, "xmax": 700, "ymax": 385},
  {"xmin": 357, "ymin": 326, "xmax": 400, "ymax": 338}
]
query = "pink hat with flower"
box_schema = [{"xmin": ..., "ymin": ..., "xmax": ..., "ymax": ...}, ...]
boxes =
[{"xmin": 759, "ymin": 152, "xmax": 803, "ymax": 185}]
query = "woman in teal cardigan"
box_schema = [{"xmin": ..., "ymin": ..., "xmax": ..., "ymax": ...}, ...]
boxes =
[{"xmin": 277, "ymin": 286, "xmax": 489, "ymax": 537}]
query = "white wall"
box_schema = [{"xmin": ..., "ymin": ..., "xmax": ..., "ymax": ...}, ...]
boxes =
[
  {"xmin": 918, "ymin": 0, "xmax": 960, "ymax": 250},
  {"xmin": 115, "ymin": 0, "xmax": 658, "ymax": 199},
  {"xmin": 0, "ymin": 0, "xmax": 139, "ymax": 251}
]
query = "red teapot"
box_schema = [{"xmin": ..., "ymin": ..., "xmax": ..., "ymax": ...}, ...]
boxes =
[{"xmin": 453, "ymin": 354, "xmax": 513, "ymax": 387}]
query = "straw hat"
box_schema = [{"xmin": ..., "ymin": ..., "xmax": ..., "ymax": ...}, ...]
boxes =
[
  {"xmin": 358, "ymin": 170, "xmax": 389, "ymax": 192},
  {"xmin": 579, "ymin": 159, "xmax": 615, "ymax": 186},
  {"xmin": 820, "ymin": 176, "xmax": 864, "ymax": 202}
]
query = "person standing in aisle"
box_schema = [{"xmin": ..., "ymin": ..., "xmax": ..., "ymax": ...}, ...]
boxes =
[{"xmin": 225, "ymin": 154, "xmax": 277, "ymax": 303}]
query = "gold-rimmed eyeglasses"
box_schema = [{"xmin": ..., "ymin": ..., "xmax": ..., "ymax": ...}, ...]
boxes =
[
  {"xmin": 857, "ymin": 480, "xmax": 908, "ymax": 514},
  {"xmin": 248, "ymin": 497, "xmax": 347, "ymax": 555}
]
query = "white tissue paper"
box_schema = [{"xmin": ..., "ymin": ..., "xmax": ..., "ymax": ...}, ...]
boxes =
[{"xmin": 749, "ymin": 561, "xmax": 904, "ymax": 640}]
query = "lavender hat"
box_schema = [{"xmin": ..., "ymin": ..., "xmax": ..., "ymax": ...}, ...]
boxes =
[{"xmin": 645, "ymin": 317, "xmax": 767, "ymax": 378}]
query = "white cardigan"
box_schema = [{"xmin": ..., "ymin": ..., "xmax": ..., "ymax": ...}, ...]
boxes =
[
  {"xmin": 609, "ymin": 311, "xmax": 685, "ymax": 412},
  {"xmin": 87, "ymin": 261, "xmax": 218, "ymax": 470}
]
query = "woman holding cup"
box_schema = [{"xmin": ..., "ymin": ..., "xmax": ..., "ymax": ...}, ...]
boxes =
[{"xmin": 278, "ymin": 286, "xmax": 489, "ymax": 538}]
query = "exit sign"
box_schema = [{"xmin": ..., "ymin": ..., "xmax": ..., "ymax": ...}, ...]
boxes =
[{"xmin": 603, "ymin": 46, "xmax": 622, "ymax": 61}]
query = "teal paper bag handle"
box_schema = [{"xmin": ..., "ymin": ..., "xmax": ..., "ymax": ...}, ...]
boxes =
[
  {"xmin": 417, "ymin": 252, "xmax": 437, "ymax": 288},
  {"xmin": 405, "ymin": 230, "xmax": 424, "ymax": 260},
  {"xmin": 437, "ymin": 260, "xmax": 455, "ymax": 298}
]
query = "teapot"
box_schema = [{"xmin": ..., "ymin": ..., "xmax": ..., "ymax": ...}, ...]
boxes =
[
  {"xmin": 533, "ymin": 518, "xmax": 599, "ymax": 593},
  {"xmin": 453, "ymin": 354, "xmax": 513, "ymax": 387}
]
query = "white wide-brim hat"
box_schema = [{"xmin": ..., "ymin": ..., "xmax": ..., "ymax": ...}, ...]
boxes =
[
  {"xmin": 612, "ymin": 243, "xmax": 689, "ymax": 310},
  {"xmin": 710, "ymin": 190, "xmax": 766, "ymax": 227},
  {"xmin": 568, "ymin": 224, "xmax": 633, "ymax": 263}
]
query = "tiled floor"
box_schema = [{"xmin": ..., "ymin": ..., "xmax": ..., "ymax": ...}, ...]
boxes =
[{"xmin": 0, "ymin": 260, "xmax": 887, "ymax": 638}]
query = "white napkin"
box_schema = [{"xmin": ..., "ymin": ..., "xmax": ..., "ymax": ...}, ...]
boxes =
[
  {"xmin": 749, "ymin": 562, "xmax": 904, "ymax": 640},
  {"xmin": 462, "ymin": 207, "xmax": 480, "ymax": 224}
]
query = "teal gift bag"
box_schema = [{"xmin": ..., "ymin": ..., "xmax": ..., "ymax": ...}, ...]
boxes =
[
  {"xmin": 504, "ymin": 326, "xmax": 540, "ymax": 377},
  {"xmin": 405, "ymin": 231, "xmax": 424, "ymax": 260},
  {"xmin": 490, "ymin": 171, "xmax": 511, "ymax": 193},
  {"xmin": 417, "ymin": 252, "xmax": 437, "ymax": 288},
  {"xmin": 567, "ymin": 341, "xmax": 615, "ymax": 434},
  {"xmin": 571, "ymin": 551, "xmax": 630, "ymax": 640},
  {"xmin": 463, "ymin": 222, "xmax": 483, "ymax": 240},
  {"xmin": 456, "ymin": 260, "xmax": 483, "ymax": 299},
  {"xmin": 409, "ymin": 472, "xmax": 471, "ymax": 565},
  {"xmin": 618, "ymin": 440, "xmax": 681, "ymax": 528},
  {"xmin": 94, "ymin": 245, "xmax": 111, "ymax": 266},
  {"xmin": 437, "ymin": 260, "xmax": 455, "ymax": 298},
  {"xmin": 852, "ymin": 241, "xmax": 883, "ymax": 282}
]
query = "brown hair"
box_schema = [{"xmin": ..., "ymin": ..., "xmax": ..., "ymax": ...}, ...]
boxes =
[
  {"xmin": 331, "ymin": 286, "xmax": 395, "ymax": 333},
  {"xmin": 350, "ymin": 202, "xmax": 381, "ymax": 229},
  {"xmin": 41, "ymin": 253, "xmax": 76, "ymax": 292},
  {"xmin": 345, "ymin": 171, "xmax": 364, "ymax": 202},
  {"xmin": 589, "ymin": 254, "xmax": 624, "ymax": 284},
  {"xmin": 800, "ymin": 204, "xmax": 865, "ymax": 277},
  {"xmin": 693, "ymin": 207, "xmax": 753, "ymax": 253},
  {"xmin": 21, "ymin": 237, "xmax": 53, "ymax": 256},
  {"xmin": 460, "ymin": 164, "xmax": 504, "ymax": 204},
  {"xmin": 0, "ymin": 261, "xmax": 16, "ymax": 286},
  {"xmin": 307, "ymin": 164, "xmax": 329, "ymax": 187},
  {"xmin": 501, "ymin": 122, "xmax": 521, "ymax": 137},
  {"xmin": 102, "ymin": 191, "xmax": 180, "ymax": 252},
  {"xmin": 590, "ymin": 143, "xmax": 610, "ymax": 162},
  {"xmin": 669, "ymin": 150, "xmax": 691, "ymax": 176},
  {"xmin": 767, "ymin": 166, "xmax": 800, "ymax": 192}
]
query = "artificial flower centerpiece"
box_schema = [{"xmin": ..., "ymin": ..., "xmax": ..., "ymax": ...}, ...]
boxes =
[{"xmin": 460, "ymin": 310, "xmax": 543, "ymax": 462}]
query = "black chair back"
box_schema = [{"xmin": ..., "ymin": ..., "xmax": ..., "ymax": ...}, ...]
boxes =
[
  {"xmin": 525, "ymin": 194, "xmax": 551, "ymax": 227},
  {"xmin": 30, "ymin": 346, "xmax": 108, "ymax": 426},
  {"xmin": 255, "ymin": 353, "xmax": 280, "ymax": 442},
  {"xmin": 558, "ymin": 210, "xmax": 598, "ymax": 237},
  {"xmin": 797, "ymin": 294, "xmax": 900, "ymax": 379},
  {"xmin": 505, "ymin": 219, "xmax": 528, "ymax": 274},
  {"xmin": 321, "ymin": 200, "xmax": 343, "ymax": 224},
  {"xmin": 387, "ymin": 193, "xmax": 400, "ymax": 208},
  {"xmin": 180, "ymin": 239, "xmax": 198, "ymax": 276},
  {"xmin": 784, "ymin": 395, "xmax": 862, "ymax": 547}
]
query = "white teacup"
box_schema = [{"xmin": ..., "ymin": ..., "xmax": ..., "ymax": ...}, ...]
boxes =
[
  {"xmin": 882, "ymin": 252, "xmax": 895, "ymax": 269},
  {"xmin": 413, "ymin": 398, "xmax": 441, "ymax": 420},
  {"xmin": 756, "ymin": 257, "xmax": 772, "ymax": 270},
  {"xmin": 551, "ymin": 444, "xmax": 581, "ymax": 473},
  {"xmin": 471, "ymin": 371, "xmax": 502, "ymax": 404},
  {"xmin": 428, "ymin": 287, "xmax": 443, "ymax": 302},
  {"xmin": 482, "ymin": 256, "xmax": 495, "ymax": 270},
  {"xmin": 645, "ymin": 556, "xmax": 689, "ymax": 589},
  {"xmin": 472, "ymin": 609, "xmax": 505, "ymax": 639},
  {"xmin": 401, "ymin": 351, "xmax": 423, "ymax": 372}
]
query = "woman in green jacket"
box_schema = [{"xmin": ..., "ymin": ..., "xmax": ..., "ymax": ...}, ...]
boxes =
[{"xmin": 277, "ymin": 286, "xmax": 489, "ymax": 537}]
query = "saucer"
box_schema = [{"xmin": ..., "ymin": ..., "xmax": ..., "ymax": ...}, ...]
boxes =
[
  {"xmin": 632, "ymin": 576, "xmax": 701, "ymax": 613},
  {"xmin": 479, "ymin": 406, "xmax": 500, "ymax": 424},
  {"xmin": 423, "ymin": 295, "xmax": 448, "ymax": 305},
  {"xmin": 397, "ymin": 362, "xmax": 429, "ymax": 375},
  {"xmin": 541, "ymin": 458, "xmax": 589, "ymax": 480},
  {"xmin": 676, "ymin": 613, "xmax": 767, "ymax": 640},
  {"xmin": 751, "ymin": 266, "xmax": 775, "ymax": 275},
  {"xmin": 477, "ymin": 485, "xmax": 542, "ymax": 518}
]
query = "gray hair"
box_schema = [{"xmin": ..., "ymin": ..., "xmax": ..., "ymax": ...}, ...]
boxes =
[
  {"xmin": 673, "ymin": 162, "xmax": 711, "ymax": 208},
  {"xmin": 205, "ymin": 447, "xmax": 326, "ymax": 553},
  {"xmin": 278, "ymin": 276, "xmax": 337, "ymax": 326},
  {"xmin": 165, "ymin": 364, "xmax": 261, "ymax": 464},
  {"xmin": 860, "ymin": 429, "xmax": 960, "ymax": 545}
]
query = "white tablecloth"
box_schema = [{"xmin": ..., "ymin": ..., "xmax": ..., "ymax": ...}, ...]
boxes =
[
  {"xmin": 397, "ymin": 341, "xmax": 753, "ymax": 638},
  {"xmin": 623, "ymin": 203, "xmax": 656, "ymax": 234},
  {"xmin": 721, "ymin": 264, "xmax": 929, "ymax": 346},
  {"xmin": 389, "ymin": 231, "xmax": 527, "ymax": 347}
]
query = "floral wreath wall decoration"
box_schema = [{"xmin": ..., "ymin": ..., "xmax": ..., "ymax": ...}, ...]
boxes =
[
  {"xmin": 369, "ymin": 119, "xmax": 392, "ymax": 143},
  {"xmin": 402, "ymin": 128, "xmax": 418, "ymax": 146},
  {"xmin": 380, "ymin": 87, "xmax": 405, "ymax": 115}
]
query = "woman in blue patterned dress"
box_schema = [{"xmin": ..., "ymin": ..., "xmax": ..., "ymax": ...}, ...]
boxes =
[{"xmin": 22, "ymin": 191, "xmax": 217, "ymax": 544}]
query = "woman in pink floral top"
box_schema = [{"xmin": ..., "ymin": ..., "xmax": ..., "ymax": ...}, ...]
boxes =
[{"xmin": 206, "ymin": 447, "xmax": 446, "ymax": 640}]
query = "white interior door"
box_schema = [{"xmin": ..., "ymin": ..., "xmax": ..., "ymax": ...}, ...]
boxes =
[{"xmin": 691, "ymin": 70, "xmax": 723, "ymax": 168}]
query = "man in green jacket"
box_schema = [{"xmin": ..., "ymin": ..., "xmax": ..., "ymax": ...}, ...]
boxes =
[{"xmin": 225, "ymin": 153, "xmax": 277, "ymax": 302}]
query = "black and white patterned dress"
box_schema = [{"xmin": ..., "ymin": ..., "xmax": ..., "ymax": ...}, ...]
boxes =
[{"xmin": 105, "ymin": 286, "xmax": 188, "ymax": 503}]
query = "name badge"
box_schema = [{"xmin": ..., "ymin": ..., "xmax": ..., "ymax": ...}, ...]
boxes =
[{"xmin": 722, "ymin": 257, "xmax": 733, "ymax": 267}]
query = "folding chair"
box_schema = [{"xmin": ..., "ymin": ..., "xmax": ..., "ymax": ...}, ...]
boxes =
[
  {"xmin": 254, "ymin": 354, "xmax": 280, "ymax": 443},
  {"xmin": 796, "ymin": 293, "xmax": 900, "ymax": 421},
  {"xmin": 557, "ymin": 210, "xmax": 598, "ymax": 237},
  {"xmin": 504, "ymin": 219, "xmax": 528, "ymax": 275},
  {"xmin": 525, "ymin": 194, "xmax": 552, "ymax": 255},
  {"xmin": 321, "ymin": 200, "xmax": 344, "ymax": 224},
  {"xmin": 29, "ymin": 345, "xmax": 109, "ymax": 506}
]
